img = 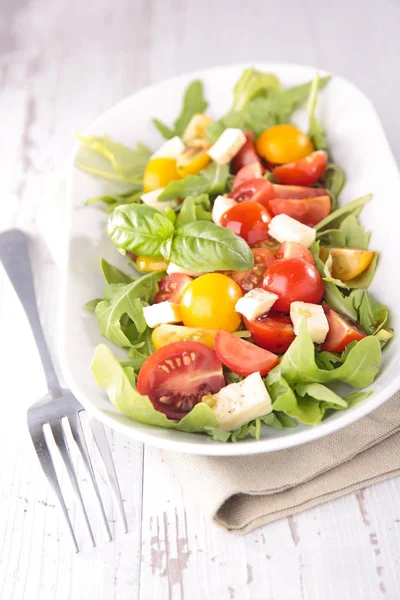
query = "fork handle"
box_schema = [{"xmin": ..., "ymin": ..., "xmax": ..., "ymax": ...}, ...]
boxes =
[{"xmin": 0, "ymin": 229, "xmax": 61, "ymax": 393}]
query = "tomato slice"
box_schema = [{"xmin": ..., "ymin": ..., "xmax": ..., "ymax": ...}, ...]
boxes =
[
  {"xmin": 275, "ymin": 242, "xmax": 314, "ymax": 265},
  {"xmin": 154, "ymin": 273, "xmax": 193, "ymax": 304},
  {"xmin": 214, "ymin": 331, "xmax": 279, "ymax": 377},
  {"xmin": 220, "ymin": 202, "xmax": 272, "ymax": 245},
  {"xmin": 320, "ymin": 302, "xmax": 366, "ymax": 353},
  {"xmin": 263, "ymin": 258, "xmax": 324, "ymax": 313},
  {"xmin": 127, "ymin": 250, "xmax": 138, "ymax": 261},
  {"xmin": 152, "ymin": 324, "xmax": 218, "ymax": 349},
  {"xmin": 272, "ymin": 150, "xmax": 328, "ymax": 186},
  {"xmin": 231, "ymin": 248, "xmax": 275, "ymax": 293},
  {"xmin": 230, "ymin": 179, "xmax": 275, "ymax": 208},
  {"xmin": 137, "ymin": 341, "xmax": 225, "ymax": 420},
  {"xmin": 231, "ymin": 131, "xmax": 262, "ymax": 173},
  {"xmin": 319, "ymin": 247, "xmax": 375, "ymax": 282},
  {"xmin": 268, "ymin": 195, "xmax": 331, "ymax": 227},
  {"xmin": 243, "ymin": 313, "xmax": 295, "ymax": 354},
  {"xmin": 233, "ymin": 162, "xmax": 264, "ymax": 190},
  {"xmin": 272, "ymin": 184, "xmax": 328, "ymax": 199}
]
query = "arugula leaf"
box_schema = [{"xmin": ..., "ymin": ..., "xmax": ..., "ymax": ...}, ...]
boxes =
[
  {"xmin": 343, "ymin": 390, "xmax": 372, "ymax": 407},
  {"xmin": 170, "ymin": 221, "xmax": 254, "ymax": 271},
  {"xmin": 126, "ymin": 327, "xmax": 155, "ymax": 371},
  {"xmin": 85, "ymin": 298, "xmax": 102, "ymax": 312},
  {"xmin": 266, "ymin": 370, "xmax": 325, "ymax": 425},
  {"xmin": 176, "ymin": 194, "xmax": 212, "ymax": 227},
  {"xmin": 242, "ymin": 98, "xmax": 278, "ymax": 137},
  {"xmin": 76, "ymin": 135, "xmax": 150, "ymax": 183},
  {"xmin": 152, "ymin": 118, "xmax": 175, "ymax": 140},
  {"xmin": 107, "ymin": 204, "xmax": 175, "ymax": 258},
  {"xmin": 100, "ymin": 258, "xmax": 134, "ymax": 284},
  {"xmin": 309, "ymin": 241, "xmax": 327, "ymax": 277},
  {"xmin": 339, "ymin": 215, "xmax": 371, "ymax": 249},
  {"xmin": 315, "ymin": 194, "xmax": 371, "ymax": 232},
  {"xmin": 321, "ymin": 163, "xmax": 345, "ymax": 209},
  {"xmin": 266, "ymin": 75, "xmax": 331, "ymax": 120},
  {"xmin": 307, "ymin": 73, "xmax": 327, "ymax": 150},
  {"xmin": 224, "ymin": 370, "xmax": 245, "ymax": 385},
  {"xmin": 315, "ymin": 349, "xmax": 342, "ymax": 371},
  {"xmin": 357, "ymin": 290, "xmax": 389, "ymax": 334},
  {"xmin": 85, "ymin": 188, "xmax": 143, "ymax": 212},
  {"xmin": 158, "ymin": 175, "xmax": 210, "ymax": 201},
  {"xmin": 201, "ymin": 163, "xmax": 230, "ymax": 195},
  {"xmin": 232, "ymin": 68, "xmax": 281, "ymax": 111},
  {"xmin": 323, "ymin": 282, "xmax": 358, "ymax": 320},
  {"xmin": 316, "ymin": 229, "xmax": 347, "ymax": 247},
  {"xmin": 296, "ymin": 382, "xmax": 347, "ymax": 408}
]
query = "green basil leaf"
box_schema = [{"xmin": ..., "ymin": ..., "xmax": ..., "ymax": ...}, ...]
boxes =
[
  {"xmin": 176, "ymin": 194, "xmax": 212, "ymax": 227},
  {"xmin": 170, "ymin": 221, "xmax": 254, "ymax": 271},
  {"xmin": 307, "ymin": 73, "xmax": 328, "ymax": 150},
  {"xmin": 152, "ymin": 118, "xmax": 175, "ymax": 140},
  {"xmin": 107, "ymin": 204, "xmax": 175, "ymax": 258},
  {"xmin": 315, "ymin": 194, "xmax": 371, "ymax": 231},
  {"xmin": 100, "ymin": 258, "xmax": 134, "ymax": 284},
  {"xmin": 232, "ymin": 68, "xmax": 281, "ymax": 111}
]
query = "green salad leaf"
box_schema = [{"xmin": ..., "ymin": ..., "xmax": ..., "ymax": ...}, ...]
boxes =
[
  {"xmin": 85, "ymin": 187, "xmax": 143, "ymax": 213},
  {"xmin": 202, "ymin": 163, "xmax": 230, "ymax": 195},
  {"xmin": 152, "ymin": 119, "xmax": 175, "ymax": 140},
  {"xmin": 317, "ymin": 214, "xmax": 371, "ymax": 250},
  {"xmin": 100, "ymin": 258, "xmax": 134, "ymax": 284},
  {"xmin": 307, "ymin": 73, "xmax": 327, "ymax": 150},
  {"xmin": 232, "ymin": 68, "xmax": 281, "ymax": 111},
  {"xmin": 85, "ymin": 298, "xmax": 102, "ymax": 312},
  {"xmin": 323, "ymin": 282, "xmax": 358, "ymax": 320},
  {"xmin": 158, "ymin": 175, "xmax": 210, "ymax": 201},
  {"xmin": 315, "ymin": 194, "xmax": 371, "ymax": 231},
  {"xmin": 176, "ymin": 194, "xmax": 212, "ymax": 226}
]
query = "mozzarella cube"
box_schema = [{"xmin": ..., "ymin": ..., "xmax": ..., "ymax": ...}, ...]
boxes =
[
  {"xmin": 212, "ymin": 195, "xmax": 237, "ymax": 225},
  {"xmin": 151, "ymin": 136, "xmax": 185, "ymax": 159},
  {"xmin": 290, "ymin": 301, "xmax": 329, "ymax": 344},
  {"xmin": 141, "ymin": 188, "xmax": 178, "ymax": 211},
  {"xmin": 207, "ymin": 128, "xmax": 246, "ymax": 165},
  {"xmin": 143, "ymin": 302, "xmax": 182, "ymax": 329},
  {"xmin": 268, "ymin": 214, "xmax": 316, "ymax": 248},
  {"xmin": 183, "ymin": 114, "xmax": 213, "ymax": 144},
  {"xmin": 166, "ymin": 262, "xmax": 203, "ymax": 277},
  {"xmin": 235, "ymin": 288, "xmax": 278, "ymax": 320},
  {"xmin": 204, "ymin": 372, "xmax": 272, "ymax": 431}
]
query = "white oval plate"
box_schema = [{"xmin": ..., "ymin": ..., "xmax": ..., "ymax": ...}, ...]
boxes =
[{"xmin": 61, "ymin": 62, "xmax": 400, "ymax": 456}]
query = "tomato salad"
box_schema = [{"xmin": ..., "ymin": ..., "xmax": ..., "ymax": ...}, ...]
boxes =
[{"xmin": 79, "ymin": 69, "xmax": 392, "ymax": 442}]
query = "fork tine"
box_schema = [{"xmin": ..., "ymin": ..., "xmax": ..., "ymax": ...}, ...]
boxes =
[
  {"xmin": 51, "ymin": 421, "xmax": 96, "ymax": 547},
  {"xmin": 28, "ymin": 423, "xmax": 79, "ymax": 553},
  {"xmin": 69, "ymin": 412, "xmax": 112, "ymax": 542},
  {"xmin": 88, "ymin": 417, "xmax": 128, "ymax": 534}
]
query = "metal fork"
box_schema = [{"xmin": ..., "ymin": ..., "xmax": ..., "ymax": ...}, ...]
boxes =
[{"xmin": 0, "ymin": 229, "xmax": 127, "ymax": 552}]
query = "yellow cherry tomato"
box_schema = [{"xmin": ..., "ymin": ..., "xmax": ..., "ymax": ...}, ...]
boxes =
[
  {"xmin": 152, "ymin": 324, "xmax": 218, "ymax": 349},
  {"xmin": 143, "ymin": 157, "xmax": 180, "ymax": 192},
  {"xmin": 180, "ymin": 273, "xmax": 243, "ymax": 332},
  {"xmin": 256, "ymin": 124, "xmax": 314, "ymax": 164},
  {"xmin": 177, "ymin": 146, "xmax": 211, "ymax": 177},
  {"xmin": 136, "ymin": 256, "xmax": 169, "ymax": 273},
  {"xmin": 319, "ymin": 247, "xmax": 375, "ymax": 281}
]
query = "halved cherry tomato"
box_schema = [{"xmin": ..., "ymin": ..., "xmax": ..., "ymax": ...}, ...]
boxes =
[
  {"xmin": 320, "ymin": 302, "xmax": 366, "ymax": 353},
  {"xmin": 268, "ymin": 195, "xmax": 331, "ymax": 227},
  {"xmin": 230, "ymin": 179, "xmax": 275, "ymax": 208},
  {"xmin": 272, "ymin": 184, "xmax": 328, "ymax": 199},
  {"xmin": 154, "ymin": 273, "xmax": 193, "ymax": 304},
  {"xmin": 243, "ymin": 313, "xmax": 295, "ymax": 354},
  {"xmin": 275, "ymin": 242, "xmax": 314, "ymax": 265},
  {"xmin": 263, "ymin": 258, "xmax": 324, "ymax": 312},
  {"xmin": 137, "ymin": 341, "xmax": 225, "ymax": 420},
  {"xmin": 136, "ymin": 256, "xmax": 169, "ymax": 273},
  {"xmin": 180, "ymin": 273, "xmax": 243, "ymax": 332},
  {"xmin": 256, "ymin": 125, "xmax": 314, "ymax": 164},
  {"xmin": 233, "ymin": 162, "xmax": 264, "ymax": 189},
  {"xmin": 127, "ymin": 251, "xmax": 137, "ymax": 261},
  {"xmin": 272, "ymin": 151, "xmax": 328, "ymax": 186},
  {"xmin": 152, "ymin": 324, "xmax": 217, "ymax": 349},
  {"xmin": 231, "ymin": 248, "xmax": 275, "ymax": 293},
  {"xmin": 176, "ymin": 146, "xmax": 210, "ymax": 177},
  {"xmin": 231, "ymin": 131, "xmax": 262, "ymax": 173},
  {"xmin": 143, "ymin": 157, "xmax": 180, "ymax": 192},
  {"xmin": 214, "ymin": 331, "xmax": 279, "ymax": 377},
  {"xmin": 319, "ymin": 247, "xmax": 375, "ymax": 282},
  {"xmin": 220, "ymin": 202, "xmax": 272, "ymax": 245}
]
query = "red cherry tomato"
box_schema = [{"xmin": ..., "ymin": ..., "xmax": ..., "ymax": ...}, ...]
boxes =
[
  {"xmin": 320, "ymin": 302, "xmax": 366, "ymax": 352},
  {"xmin": 233, "ymin": 162, "xmax": 264, "ymax": 189},
  {"xmin": 263, "ymin": 258, "xmax": 324, "ymax": 312},
  {"xmin": 275, "ymin": 242, "xmax": 314, "ymax": 265},
  {"xmin": 154, "ymin": 273, "xmax": 193, "ymax": 304},
  {"xmin": 231, "ymin": 131, "xmax": 262, "ymax": 173},
  {"xmin": 220, "ymin": 202, "xmax": 272, "ymax": 245},
  {"xmin": 272, "ymin": 150, "xmax": 328, "ymax": 186},
  {"xmin": 230, "ymin": 179, "xmax": 275, "ymax": 208},
  {"xmin": 137, "ymin": 341, "xmax": 225, "ymax": 420},
  {"xmin": 127, "ymin": 251, "xmax": 138, "ymax": 261},
  {"xmin": 214, "ymin": 331, "xmax": 279, "ymax": 377},
  {"xmin": 243, "ymin": 313, "xmax": 295, "ymax": 354},
  {"xmin": 272, "ymin": 184, "xmax": 328, "ymax": 199},
  {"xmin": 231, "ymin": 248, "xmax": 275, "ymax": 293},
  {"xmin": 268, "ymin": 195, "xmax": 331, "ymax": 227}
]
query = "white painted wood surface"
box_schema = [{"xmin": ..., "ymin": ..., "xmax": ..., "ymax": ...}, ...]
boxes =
[{"xmin": 1, "ymin": 0, "xmax": 400, "ymax": 597}]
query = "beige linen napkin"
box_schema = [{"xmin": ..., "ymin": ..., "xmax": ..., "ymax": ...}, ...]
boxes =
[{"xmin": 162, "ymin": 392, "xmax": 400, "ymax": 534}]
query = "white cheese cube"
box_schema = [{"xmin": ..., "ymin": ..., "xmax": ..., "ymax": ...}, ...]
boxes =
[
  {"xmin": 141, "ymin": 188, "xmax": 178, "ymax": 211},
  {"xmin": 212, "ymin": 195, "xmax": 237, "ymax": 225},
  {"xmin": 268, "ymin": 214, "xmax": 316, "ymax": 248},
  {"xmin": 143, "ymin": 301, "xmax": 182, "ymax": 329},
  {"xmin": 166, "ymin": 262, "xmax": 203, "ymax": 277},
  {"xmin": 151, "ymin": 136, "xmax": 185, "ymax": 159},
  {"xmin": 235, "ymin": 288, "xmax": 278, "ymax": 320},
  {"xmin": 204, "ymin": 372, "xmax": 272, "ymax": 431},
  {"xmin": 207, "ymin": 128, "xmax": 246, "ymax": 165},
  {"xmin": 183, "ymin": 114, "xmax": 213, "ymax": 144},
  {"xmin": 290, "ymin": 301, "xmax": 329, "ymax": 344}
]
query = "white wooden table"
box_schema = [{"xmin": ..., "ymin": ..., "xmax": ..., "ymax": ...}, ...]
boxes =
[{"xmin": 1, "ymin": 0, "xmax": 400, "ymax": 598}]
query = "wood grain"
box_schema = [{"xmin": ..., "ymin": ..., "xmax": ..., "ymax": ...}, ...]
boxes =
[{"xmin": 1, "ymin": 0, "xmax": 400, "ymax": 598}]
